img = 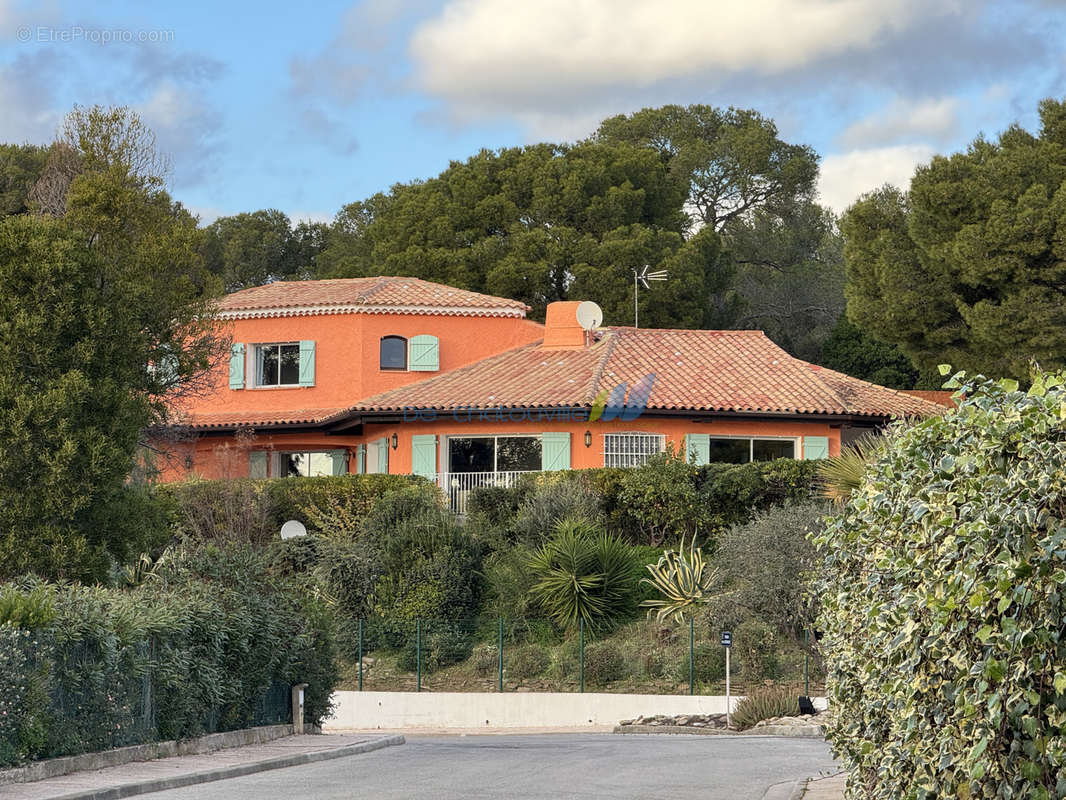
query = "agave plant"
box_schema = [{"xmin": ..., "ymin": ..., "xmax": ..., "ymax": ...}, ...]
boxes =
[
  {"xmin": 640, "ymin": 538, "xmax": 724, "ymax": 624},
  {"xmin": 817, "ymin": 432, "xmax": 883, "ymax": 504}
]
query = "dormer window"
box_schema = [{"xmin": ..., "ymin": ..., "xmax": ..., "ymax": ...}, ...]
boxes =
[{"xmin": 380, "ymin": 336, "xmax": 407, "ymax": 370}]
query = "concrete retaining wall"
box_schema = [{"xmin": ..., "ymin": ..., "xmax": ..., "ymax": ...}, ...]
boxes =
[{"xmin": 325, "ymin": 691, "xmax": 827, "ymax": 730}]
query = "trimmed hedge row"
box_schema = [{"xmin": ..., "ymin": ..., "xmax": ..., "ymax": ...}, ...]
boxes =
[
  {"xmin": 0, "ymin": 544, "xmax": 337, "ymax": 767},
  {"xmin": 157, "ymin": 474, "xmax": 422, "ymax": 543}
]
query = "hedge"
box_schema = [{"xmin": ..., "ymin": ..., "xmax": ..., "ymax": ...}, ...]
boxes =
[
  {"xmin": 468, "ymin": 457, "xmax": 820, "ymax": 545},
  {"xmin": 157, "ymin": 474, "xmax": 422, "ymax": 543},
  {"xmin": 814, "ymin": 371, "xmax": 1066, "ymax": 799},
  {"xmin": 0, "ymin": 544, "xmax": 337, "ymax": 767}
]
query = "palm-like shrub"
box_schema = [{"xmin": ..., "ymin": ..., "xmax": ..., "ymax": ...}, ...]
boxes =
[
  {"xmin": 640, "ymin": 538, "xmax": 723, "ymax": 624},
  {"xmin": 731, "ymin": 685, "xmax": 800, "ymax": 730},
  {"xmin": 526, "ymin": 519, "xmax": 639, "ymax": 631},
  {"xmin": 817, "ymin": 432, "xmax": 882, "ymax": 504}
]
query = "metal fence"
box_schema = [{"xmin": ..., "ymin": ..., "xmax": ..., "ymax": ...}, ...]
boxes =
[
  {"xmin": 0, "ymin": 630, "xmax": 291, "ymax": 767},
  {"xmin": 350, "ymin": 617, "xmax": 819, "ymax": 697},
  {"xmin": 430, "ymin": 471, "xmax": 537, "ymax": 514}
]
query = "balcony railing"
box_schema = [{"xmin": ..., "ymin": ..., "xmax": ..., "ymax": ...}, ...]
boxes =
[{"xmin": 432, "ymin": 470, "xmax": 539, "ymax": 514}]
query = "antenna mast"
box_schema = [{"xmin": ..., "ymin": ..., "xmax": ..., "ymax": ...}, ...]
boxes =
[{"xmin": 632, "ymin": 266, "xmax": 668, "ymax": 328}]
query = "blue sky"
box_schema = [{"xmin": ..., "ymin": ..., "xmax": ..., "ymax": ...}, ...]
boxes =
[{"xmin": 1, "ymin": 0, "xmax": 1064, "ymax": 226}]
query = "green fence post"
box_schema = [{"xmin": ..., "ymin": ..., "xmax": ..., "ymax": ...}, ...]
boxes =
[
  {"xmin": 689, "ymin": 616, "xmax": 695, "ymax": 696},
  {"xmin": 579, "ymin": 618, "xmax": 585, "ymax": 694},
  {"xmin": 416, "ymin": 620, "xmax": 422, "ymax": 693},
  {"xmin": 358, "ymin": 619, "xmax": 364, "ymax": 692},
  {"xmin": 497, "ymin": 617, "xmax": 504, "ymax": 693},
  {"xmin": 804, "ymin": 629, "xmax": 810, "ymax": 696}
]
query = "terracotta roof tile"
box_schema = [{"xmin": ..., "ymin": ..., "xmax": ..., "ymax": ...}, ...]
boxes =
[
  {"xmin": 216, "ymin": 277, "xmax": 530, "ymax": 317},
  {"xmin": 350, "ymin": 328, "xmax": 945, "ymax": 419},
  {"xmin": 175, "ymin": 408, "xmax": 349, "ymax": 430}
]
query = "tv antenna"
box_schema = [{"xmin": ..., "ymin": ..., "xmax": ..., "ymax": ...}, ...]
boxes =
[{"xmin": 632, "ymin": 266, "xmax": 668, "ymax": 328}]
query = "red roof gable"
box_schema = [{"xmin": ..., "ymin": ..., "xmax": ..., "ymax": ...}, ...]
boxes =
[
  {"xmin": 216, "ymin": 277, "xmax": 530, "ymax": 317},
  {"xmin": 348, "ymin": 327, "xmax": 945, "ymax": 419}
]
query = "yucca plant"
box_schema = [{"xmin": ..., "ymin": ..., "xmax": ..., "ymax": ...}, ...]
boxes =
[
  {"xmin": 817, "ymin": 432, "xmax": 883, "ymax": 504},
  {"xmin": 526, "ymin": 519, "xmax": 638, "ymax": 632},
  {"xmin": 640, "ymin": 537, "xmax": 723, "ymax": 624}
]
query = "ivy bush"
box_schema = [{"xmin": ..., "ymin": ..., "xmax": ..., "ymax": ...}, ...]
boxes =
[{"xmin": 814, "ymin": 370, "xmax": 1066, "ymax": 799}]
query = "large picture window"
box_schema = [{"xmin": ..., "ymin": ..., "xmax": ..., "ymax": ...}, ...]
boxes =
[
  {"xmin": 603, "ymin": 433, "xmax": 665, "ymax": 468},
  {"xmin": 275, "ymin": 451, "xmax": 334, "ymax": 477},
  {"xmin": 708, "ymin": 437, "xmax": 796, "ymax": 464},
  {"xmin": 380, "ymin": 336, "xmax": 407, "ymax": 370},
  {"xmin": 447, "ymin": 436, "xmax": 541, "ymax": 473},
  {"xmin": 255, "ymin": 343, "xmax": 300, "ymax": 386}
]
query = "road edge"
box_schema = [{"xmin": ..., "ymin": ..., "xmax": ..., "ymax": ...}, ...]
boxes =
[{"xmin": 46, "ymin": 735, "xmax": 406, "ymax": 800}]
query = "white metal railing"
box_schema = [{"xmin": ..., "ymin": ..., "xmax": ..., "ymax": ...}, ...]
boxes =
[{"xmin": 433, "ymin": 470, "xmax": 539, "ymax": 514}]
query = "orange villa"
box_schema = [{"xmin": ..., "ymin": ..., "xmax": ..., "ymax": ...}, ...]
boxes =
[{"xmin": 160, "ymin": 276, "xmax": 945, "ymax": 510}]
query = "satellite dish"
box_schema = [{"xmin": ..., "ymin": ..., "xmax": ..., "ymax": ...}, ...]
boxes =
[
  {"xmin": 280, "ymin": 520, "xmax": 307, "ymax": 540},
  {"xmin": 576, "ymin": 301, "xmax": 603, "ymax": 331}
]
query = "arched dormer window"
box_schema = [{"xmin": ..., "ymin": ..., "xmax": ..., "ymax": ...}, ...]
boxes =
[{"xmin": 380, "ymin": 335, "xmax": 407, "ymax": 370}]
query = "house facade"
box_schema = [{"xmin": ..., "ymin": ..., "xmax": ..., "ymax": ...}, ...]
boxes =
[{"xmin": 159, "ymin": 277, "xmax": 945, "ymax": 510}]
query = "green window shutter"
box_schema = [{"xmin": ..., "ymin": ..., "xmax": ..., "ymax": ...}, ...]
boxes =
[
  {"xmin": 356, "ymin": 444, "xmax": 366, "ymax": 475},
  {"xmin": 377, "ymin": 438, "xmax": 389, "ymax": 474},
  {"xmin": 411, "ymin": 435, "xmax": 437, "ymax": 477},
  {"xmin": 330, "ymin": 449, "xmax": 348, "ymax": 476},
  {"xmin": 299, "ymin": 340, "xmax": 316, "ymax": 387},
  {"xmin": 229, "ymin": 343, "xmax": 245, "ymax": 389},
  {"xmin": 409, "ymin": 335, "xmax": 440, "ymax": 372},
  {"xmin": 685, "ymin": 433, "xmax": 710, "ymax": 466},
  {"xmin": 541, "ymin": 432, "xmax": 571, "ymax": 471},
  {"xmin": 803, "ymin": 436, "xmax": 829, "ymax": 460},
  {"xmin": 249, "ymin": 450, "xmax": 268, "ymax": 479}
]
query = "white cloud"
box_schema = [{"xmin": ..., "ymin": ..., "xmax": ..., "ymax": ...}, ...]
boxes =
[
  {"xmin": 817, "ymin": 144, "xmax": 935, "ymax": 213},
  {"xmin": 138, "ymin": 81, "xmax": 224, "ymax": 187},
  {"xmin": 287, "ymin": 209, "xmax": 334, "ymax": 225},
  {"xmin": 839, "ymin": 97, "xmax": 961, "ymax": 148},
  {"xmin": 409, "ymin": 0, "xmax": 961, "ymax": 131}
]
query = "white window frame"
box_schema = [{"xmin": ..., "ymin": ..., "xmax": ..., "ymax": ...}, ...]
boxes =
[
  {"xmin": 603, "ymin": 432, "xmax": 666, "ymax": 468},
  {"xmin": 252, "ymin": 342, "xmax": 301, "ymax": 388},
  {"xmin": 707, "ymin": 435, "xmax": 800, "ymax": 463},
  {"xmin": 444, "ymin": 434, "xmax": 542, "ymax": 473}
]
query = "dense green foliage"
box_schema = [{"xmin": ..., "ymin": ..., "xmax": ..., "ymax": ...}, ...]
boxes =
[
  {"xmin": 0, "ymin": 545, "xmax": 337, "ymax": 767},
  {"xmin": 468, "ymin": 456, "xmax": 820, "ymax": 546},
  {"xmin": 201, "ymin": 209, "xmax": 330, "ymax": 291},
  {"xmin": 160, "ymin": 473, "xmax": 420, "ymax": 543},
  {"xmin": 526, "ymin": 519, "xmax": 641, "ymax": 631},
  {"xmin": 819, "ymin": 316, "xmax": 918, "ymax": 389},
  {"xmin": 0, "ymin": 143, "xmax": 49, "ymax": 216},
  {"xmin": 841, "ymin": 98, "xmax": 1066, "ymax": 382},
  {"xmin": 0, "ymin": 106, "xmax": 223, "ymax": 582},
  {"xmin": 815, "ymin": 370, "xmax": 1066, "ymax": 799}
]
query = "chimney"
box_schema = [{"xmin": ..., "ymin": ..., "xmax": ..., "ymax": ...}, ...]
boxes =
[{"xmin": 542, "ymin": 301, "xmax": 588, "ymax": 350}]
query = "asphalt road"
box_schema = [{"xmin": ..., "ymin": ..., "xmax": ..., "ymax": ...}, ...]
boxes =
[{"xmin": 148, "ymin": 733, "xmax": 838, "ymax": 800}]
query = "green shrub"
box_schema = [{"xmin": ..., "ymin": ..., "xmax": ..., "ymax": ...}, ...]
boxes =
[
  {"xmin": 159, "ymin": 474, "xmax": 419, "ymax": 543},
  {"xmin": 713, "ymin": 502, "xmax": 824, "ymax": 634},
  {"xmin": 312, "ymin": 538, "xmax": 382, "ymax": 658},
  {"xmin": 511, "ymin": 476, "xmax": 604, "ymax": 545},
  {"xmin": 526, "ymin": 520, "xmax": 640, "ymax": 631},
  {"xmin": 583, "ymin": 641, "xmax": 627, "ymax": 684},
  {"xmin": 471, "ymin": 644, "xmax": 498, "ymax": 677},
  {"xmin": 734, "ymin": 619, "xmax": 778, "ymax": 682},
  {"xmin": 691, "ymin": 643, "xmax": 726, "ymax": 683},
  {"xmin": 0, "ymin": 544, "xmax": 338, "ymax": 767},
  {"xmin": 814, "ymin": 370, "xmax": 1066, "ymax": 799},
  {"xmin": 506, "ymin": 644, "xmax": 550, "ymax": 680},
  {"xmin": 731, "ymin": 685, "xmax": 799, "ymax": 730},
  {"xmin": 616, "ymin": 452, "xmax": 703, "ymax": 545},
  {"xmin": 0, "ymin": 585, "xmax": 55, "ymax": 628}
]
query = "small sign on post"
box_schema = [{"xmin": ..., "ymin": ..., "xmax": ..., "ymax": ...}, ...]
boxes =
[{"xmin": 721, "ymin": 631, "xmax": 733, "ymax": 729}]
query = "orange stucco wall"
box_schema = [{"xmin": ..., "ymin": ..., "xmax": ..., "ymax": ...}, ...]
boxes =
[
  {"xmin": 173, "ymin": 312, "xmax": 543, "ymax": 420},
  {"xmin": 159, "ymin": 415, "xmax": 841, "ymax": 482}
]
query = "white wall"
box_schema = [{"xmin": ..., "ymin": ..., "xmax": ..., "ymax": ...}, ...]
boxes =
[{"xmin": 325, "ymin": 691, "xmax": 827, "ymax": 730}]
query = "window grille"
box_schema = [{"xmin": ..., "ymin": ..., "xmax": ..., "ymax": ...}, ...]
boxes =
[{"xmin": 603, "ymin": 432, "xmax": 665, "ymax": 468}]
